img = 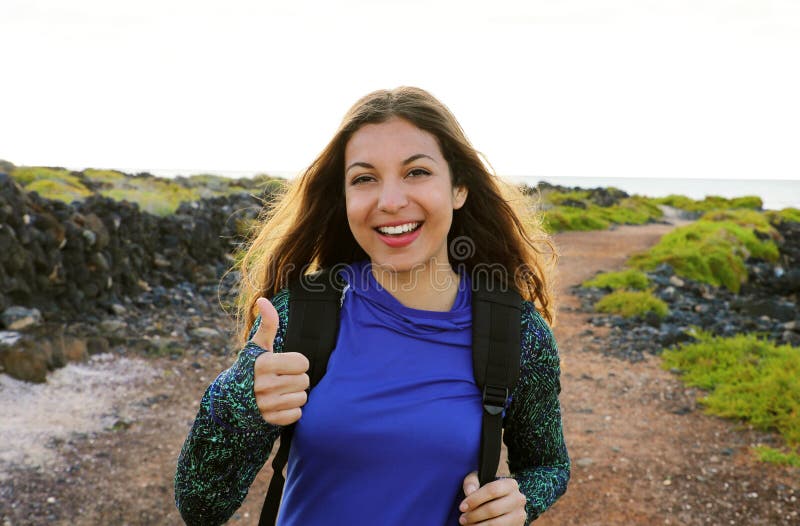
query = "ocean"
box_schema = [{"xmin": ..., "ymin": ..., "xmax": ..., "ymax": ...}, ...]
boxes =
[{"xmin": 143, "ymin": 168, "xmax": 799, "ymax": 211}]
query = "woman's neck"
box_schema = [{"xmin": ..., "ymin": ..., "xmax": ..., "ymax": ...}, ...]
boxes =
[{"xmin": 369, "ymin": 260, "xmax": 461, "ymax": 312}]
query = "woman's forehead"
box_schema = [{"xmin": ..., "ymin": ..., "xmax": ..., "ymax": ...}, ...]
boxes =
[{"xmin": 345, "ymin": 117, "xmax": 443, "ymax": 162}]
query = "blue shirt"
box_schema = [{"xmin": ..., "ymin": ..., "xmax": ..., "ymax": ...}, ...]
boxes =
[{"xmin": 277, "ymin": 260, "xmax": 482, "ymax": 525}]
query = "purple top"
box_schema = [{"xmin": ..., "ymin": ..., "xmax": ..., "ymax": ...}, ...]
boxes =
[{"xmin": 277, "ymin": 259, "xmax": 481, "ymax": 525}]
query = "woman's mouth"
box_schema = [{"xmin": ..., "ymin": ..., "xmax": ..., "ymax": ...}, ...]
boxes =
[{"xmin": 374, "ymin": 221, "xmax": 423, "ymax": 247}]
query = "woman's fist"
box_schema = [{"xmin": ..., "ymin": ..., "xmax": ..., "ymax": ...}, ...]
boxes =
[{"xmin": 250, "ymin": 297, "xmax": 310, "ymax": 426}]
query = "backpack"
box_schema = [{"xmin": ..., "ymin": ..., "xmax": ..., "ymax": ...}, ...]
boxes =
[{"xmin": 259, "ymin": 268, "xmax": 522, "ymax": 526}]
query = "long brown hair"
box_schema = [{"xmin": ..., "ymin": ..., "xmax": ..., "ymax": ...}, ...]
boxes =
[{"xmin": 232, "ymin": 86, "xmax": 557, "ymax": 347}]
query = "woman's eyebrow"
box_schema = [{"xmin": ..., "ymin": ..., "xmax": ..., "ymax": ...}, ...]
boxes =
[
  {"xmin": 402, "ymin": 153, "xmax": 437, "ymax": 166},
  {"xmin": 345, "ymin": 154, "xmax": 437, "ymax": 174}
]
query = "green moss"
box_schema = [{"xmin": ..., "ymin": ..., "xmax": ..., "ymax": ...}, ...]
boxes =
[
  {"xmin": 101, "ymin": 181, "xmax": 199, "ymax": 216},
  {"xmin": 25, "ymin": 178, "xmax": 92, "ymax": 204},
  {"xmin": 542, "ymin": 207, "xmax": 610, "ymax": 233},
  {"xmin": 544, "ymin": 189, "xmax": 592, "ymax": 206},
  {"xmin": 542, "ymin": 195, "xmax": 663, "ymax": 233},
  {"xmin": 594, "ymin": 289, "xmax": 669, "ymax": 318},
  {"xmin": 699, "ymin": 209, "xmax": 775, "ymax": 235},
  {"xmin": 654, "ymin": 194, "xmax": 763, "ymax": 212},
  {"xmin": 83, "ymin": 168, "xmax": 126, "ymax": 184},
  {"xmin": 628, "ymin": 220, "xmax": 779, "ymax": 293},
  {"xmin": 752, "ymin": 445, "xmax": 800, "ymax": 467},
  {"xmin": 11, "ymin": 166, "xmax": 87, "ymax": 188},
  {"xmin": 662, "ymin": 330, "xmax": 800, "ymax": 447},
  {"xmin": 582, "ymin": 269, "xmax": 650, "ymax": 290},
  {"xmin": 765, "ymin": 207, "xmax": 800, "ymax": 225}
]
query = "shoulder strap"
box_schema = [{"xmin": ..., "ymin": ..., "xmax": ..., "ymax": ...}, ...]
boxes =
[
  {"xmin": 471, "ymin": 276, "xmax": 522, "ymax": 487},
  {"xmin": 259, "ymin": 269, "xmax": 344, "ymax": 526}
]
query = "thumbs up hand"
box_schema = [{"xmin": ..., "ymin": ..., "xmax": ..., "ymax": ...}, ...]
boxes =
[{"xmin": 251, "ymin": 297, "xmax": 310, "ymax": 426}]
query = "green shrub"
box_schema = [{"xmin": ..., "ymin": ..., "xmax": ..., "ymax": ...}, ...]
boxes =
[
  {"xmin": 582, "ymin": 269, "xmax": 650, "ymax": 290},
  {"xmin": 628, "ymin": 220, "xmax": 779, "ymax": 292},
  {"xmin": 594, "ymin": 290, "xmax": 669, "ymax": 319},
  {"xmin": 25, "ymin": 178, "xmax": 92, "ymax": 204},
  {"xmin": 662, "ymin": 330, "xmax": 800, "ymax": 447}
]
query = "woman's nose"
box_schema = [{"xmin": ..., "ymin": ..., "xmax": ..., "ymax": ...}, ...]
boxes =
[{"xmin": 377, "ymin": 180, "xmax": 408, "ymax": 213}]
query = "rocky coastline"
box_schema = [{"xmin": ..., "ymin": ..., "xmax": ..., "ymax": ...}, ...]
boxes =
[{"xmin": 575, "ymin": 220, "xmax": 800, "ymax": 362}]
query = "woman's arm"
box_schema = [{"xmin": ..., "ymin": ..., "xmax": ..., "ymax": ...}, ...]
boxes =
[
  {"xmin": 174, "ymin": 289, "xmax": 291, "ymax": 526},
  {"xmin": 503, "ymin": 301, "xmax": 571, "ymax": 522}
]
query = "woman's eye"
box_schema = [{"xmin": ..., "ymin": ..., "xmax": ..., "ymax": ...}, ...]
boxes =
[
  {"xmin": 351, "ymin": 175, "xmax": 374, "ymax": 185},
  {"xmin": 408, "ymin": 168, "xmax": 431, "ymax": 178}
]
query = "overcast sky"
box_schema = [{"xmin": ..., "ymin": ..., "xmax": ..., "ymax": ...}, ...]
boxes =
[{"xmin": 1, "ymin": 0, "xmax": 799, "ymax": 182}]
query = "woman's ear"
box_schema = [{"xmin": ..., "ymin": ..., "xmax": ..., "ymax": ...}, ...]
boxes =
[{"xmin": 452, "ymin": 185, "xmax": 468, "ymax": 210}]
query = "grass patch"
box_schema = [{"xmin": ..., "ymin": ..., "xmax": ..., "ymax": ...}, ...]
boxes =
[
  {"xmin": 752, "ymin": 445, "xmax": 800, "ymax": 467},
  {"xmin": 542, "ymin": 193, "xmax": 663, "ymax": 233},
  {"xmin": 594, "ymin": 289, "xmax": 669, "ymax": 319},
  {"xmin": 628, "ymin": 220, "xmax": 779, "ymax": 293},
  {"xmin": 10, "ymin": 165, "xmax": 94, "ymax": 203},
  {"xmin": 543, "ymin": 207, "xmax": 610, "ymax": 232},
  {"xmin": 662, "ymin": 330, "xmax": 800, "ymax": 448},
  {"xmin": 25, "ymin": 178, "xmax": 92, "ymax": 204},
  {"xmin": 582, "ymin": 269, "xmax": 650, "ymax": 290},
  {"xmin": 83, "ymin": 168, "xmax": 127, "ymax": 185},
  {"xmin": 654, "ymin": 194, "xmax": 763, "ymax": 212},
  {"xmin": 765, "ymin": 207, "xmax": 800, "ymax": 225},
  {"xmin": 101, "ymin": 184, "xmax": 199, "ymax": 216}
]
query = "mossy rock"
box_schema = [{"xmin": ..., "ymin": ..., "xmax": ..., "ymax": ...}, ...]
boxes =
[
  {"xmin": 628, "ymin": 220, "xmax": 779, "ymax": 293},
  {"xmin": 25, "ymin": 178, "xmax": 92, "ymax": 204}
]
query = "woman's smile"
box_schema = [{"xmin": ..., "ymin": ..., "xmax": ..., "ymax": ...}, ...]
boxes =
[{"xmin": 344, "ymin": 117, "xmax": 468, "ymax": 275}]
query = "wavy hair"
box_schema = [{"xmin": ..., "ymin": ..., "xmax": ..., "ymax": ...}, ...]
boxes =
[{"xmin": 232, "ymin": 86, "xmax": 558, "ymax": 347}]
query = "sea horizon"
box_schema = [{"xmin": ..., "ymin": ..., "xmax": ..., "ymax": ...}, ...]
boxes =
[{"xmin": 74, "ymin": 166, "xmax": 799, "ymax": 212}]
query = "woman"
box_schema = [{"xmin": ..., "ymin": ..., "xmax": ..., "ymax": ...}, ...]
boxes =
[{"xmin": 175, "ymin": 87, "xmax": 570, "ymax": 525}]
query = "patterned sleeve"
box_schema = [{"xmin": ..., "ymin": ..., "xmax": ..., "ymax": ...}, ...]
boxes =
[
  {"xmin": 504, "ymin": 300, "xmax": 571, "ymax": 523},
  {"xmin": 174, "ymin": 289, "xmax": 291, "ymax": 526}
]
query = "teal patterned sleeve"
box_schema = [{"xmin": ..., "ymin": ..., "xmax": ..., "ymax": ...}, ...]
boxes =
[
  {"xmin": 174, "ymin": 289, "xmax": 291, "ymax": 526},
  {"xmin": 504, "ymin": 300, "xmax": 571, "ymax": 523}
]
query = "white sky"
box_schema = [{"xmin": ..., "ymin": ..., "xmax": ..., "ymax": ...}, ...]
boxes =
[{"xmin": 1, "ymin": 0, "xmax": 799, "ymax": 181}]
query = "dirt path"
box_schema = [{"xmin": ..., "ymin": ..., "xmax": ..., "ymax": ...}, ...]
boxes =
[
  {"xmin": 1, "ymin": 222, "xmax": 797, "ymax": 525},
  {"xmin": 536, "ymin": 224, "xmax": 798, "ymax": 526}
]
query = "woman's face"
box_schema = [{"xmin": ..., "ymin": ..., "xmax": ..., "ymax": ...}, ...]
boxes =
[{"xmin": 344, "ymin": 117, "xmax": 468, "ymax": 275}]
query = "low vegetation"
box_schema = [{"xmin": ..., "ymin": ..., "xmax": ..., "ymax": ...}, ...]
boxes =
[
  {"xmin": 541, "ymin": 193, "xmax": 664, "ymax": 233},
  {"xmin": 627, "ymin": 217, "xmax": 780, "ymax": 293},
  {"xmin": 8, "ymin": 163, "xmax": 287, "ymax": 216},
  {"xmin": 662, "ymin": 330, "xmax": 800, "ymax": 464},
  {"xmin": 581, "ymin": 269, "xmax": 650, "ymax": 291},
  {"xmin": 594, "ymin": 289, "xmax": 669, "ymax": 319},
  {"xmin": 653, "ymin": 194, "xmax": 763, "ymax": 213}
]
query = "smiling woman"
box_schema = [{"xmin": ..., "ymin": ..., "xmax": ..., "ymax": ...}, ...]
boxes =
[{"xmin": 175, "ymin": 86, "xmax": 570, "ymax": 526}]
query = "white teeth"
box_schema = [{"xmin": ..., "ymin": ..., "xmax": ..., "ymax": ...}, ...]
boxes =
[{"xmin": 377, "ymin": 222, "xmax": 420, "ymax": 235}]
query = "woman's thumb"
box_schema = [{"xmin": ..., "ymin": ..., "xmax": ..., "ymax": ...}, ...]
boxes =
[{"xmin": 251, "ymin": 297, "xmax": 279, "ymax": 351}]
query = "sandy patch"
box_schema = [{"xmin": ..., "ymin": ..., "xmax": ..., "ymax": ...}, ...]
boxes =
[{"xmin": 0, "ymin": 353, "xmax": 159, "ymax": 478}]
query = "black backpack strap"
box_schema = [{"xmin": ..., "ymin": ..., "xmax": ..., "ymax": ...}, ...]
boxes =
[
  {"xmin": 259, "ymin": 269, "xmax": 344, "ymax": 526},
  {"xmin": 471, "ymin": 277, "xmax": 522, "ymax": 487}
]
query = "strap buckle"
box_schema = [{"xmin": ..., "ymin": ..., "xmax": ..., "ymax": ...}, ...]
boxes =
[{"xmin": 482, "ymin": 384, "xmax": 509, "ymax": 416}]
